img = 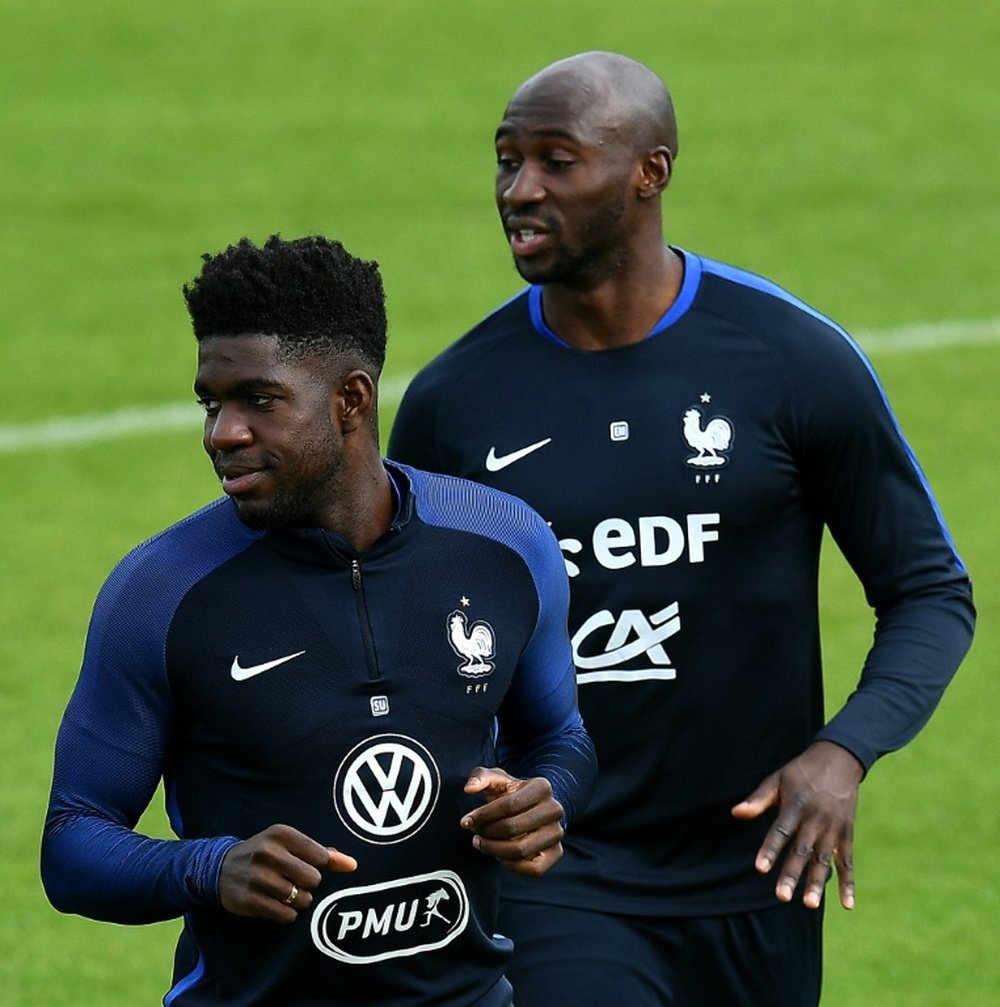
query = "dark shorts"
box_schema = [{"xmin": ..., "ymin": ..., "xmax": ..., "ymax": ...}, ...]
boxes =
[{"xmin": 498, "ymin": 899, "xmax": 822, "ymax": 1007}]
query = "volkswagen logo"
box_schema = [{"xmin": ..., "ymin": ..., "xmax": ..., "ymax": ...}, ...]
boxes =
[{"xmin": 333, "ymin": 734, "xmax": 440, "ymax": 844}]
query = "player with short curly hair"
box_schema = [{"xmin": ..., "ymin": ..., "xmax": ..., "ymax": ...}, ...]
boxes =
[
  {"xmin": 42, "ymin": 234, "xmax": 597, "ymax": 1007},
  {"xmin": 183, "ymin": 233, "xmax": 387, "ymax": 371}
]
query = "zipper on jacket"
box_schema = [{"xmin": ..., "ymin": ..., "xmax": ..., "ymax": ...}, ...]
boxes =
[{"xmin": 351, "ymin": 559, "xmax": 381, "ymax": 681}]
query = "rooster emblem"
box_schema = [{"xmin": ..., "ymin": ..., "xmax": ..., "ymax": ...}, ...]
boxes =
[
  {"xmin": 682, "ymin": 407, "xmax": 734, "ymax": 468},
  {"xmin": 447, "ymin": 610, "xmax": 496, "ymax": 678}
]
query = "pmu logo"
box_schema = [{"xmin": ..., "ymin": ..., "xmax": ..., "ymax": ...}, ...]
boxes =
[
  {"xmin": 334, "ymin": 735, "xmax": 440, "ymax": 845},
  {"xmin": 311, "ymin": 870, "xmax": 469, "ymax": 964},
  {"xmin": 572, "ymin": 603, "xmax": 681, "ymax": 684}
]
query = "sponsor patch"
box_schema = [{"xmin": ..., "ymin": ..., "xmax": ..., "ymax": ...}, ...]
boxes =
[
  {"xmin": 334, "ymin": 735, "xmax": 440, "ymax": 844},
  {"xmin": 310, "ymin": 870, "xmax": 470, "ymax": 964}
]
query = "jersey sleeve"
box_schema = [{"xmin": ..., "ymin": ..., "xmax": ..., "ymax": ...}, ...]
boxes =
[
  {"xmin": 41, "ymin": 527, "xmax": 242, "ymax": 924},
  {"xmin": 403, "ymin": 462, "xmax": 598, "ymax": 821},
  {"xmin": 787, "ymin": 324, "xmax": 975, "ymax": 769},
  {"xmin": 494, "ymin": 511, "xmax": 598, "ymax": 825}
]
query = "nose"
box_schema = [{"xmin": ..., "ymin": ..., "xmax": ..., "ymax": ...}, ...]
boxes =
[
  {"xmin": 499, "ymin": 162, "xmax": 544, "ymax": 208},
  {"xmin": 205, "ymin": 404, "xmax": 253, "ymax": 452}
]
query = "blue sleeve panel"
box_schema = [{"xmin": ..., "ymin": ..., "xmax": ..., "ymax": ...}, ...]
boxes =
[
  {"xmin": 41, "ymin": 500, "xmax": 257, "ymax": 923},
  {"xmin": 403, "ymin": 465, "xmax": 597, "ymax": 822}
]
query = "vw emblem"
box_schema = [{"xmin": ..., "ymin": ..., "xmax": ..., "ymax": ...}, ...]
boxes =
[{"xmin": 334, "ymin": 734, "xmax": 440, "ymax": 845}]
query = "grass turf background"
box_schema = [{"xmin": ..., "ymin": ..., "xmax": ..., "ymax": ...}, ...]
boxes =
[{"xmin": 1, "ymin": 1, "xmax": 996, "ymax": 1003}]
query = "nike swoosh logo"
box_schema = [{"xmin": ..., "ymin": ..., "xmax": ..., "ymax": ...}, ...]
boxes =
[
  {"xmin": 230, "ymin": 650, "xmax": 306, "ymax": 682},
  {"xmin": 485, "ymin": 438, "xmax": 552, "ymax": 472}
]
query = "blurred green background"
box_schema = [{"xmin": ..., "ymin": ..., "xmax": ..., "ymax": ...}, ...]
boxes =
[{"xmin": 1, "ymin": 1, "xmax": 996, "ymax": 1003}]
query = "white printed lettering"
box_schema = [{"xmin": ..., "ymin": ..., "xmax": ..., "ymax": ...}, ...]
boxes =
[
  {"xmin": 395, "ymin": 900, "xmax": 418, "ymax": 931},
  {"xmin": 337, "ymin": 910, "xmax": 363, "ymax": 940},
  {"xmin": 364, "ymin": 904, "xmax": 394, "ymax": 939},
  {"xmin": 581, "ymin": 513, "xmax": 721, "ymax": 572},
  {"xmin": 637, "ymin": 516, "xmax": 686, "ymax": 566},
  {"xmin": 592, "ymin": 518, "xmax": 636, "ymax": 569},
  {"xmin": 686, "ymin": 513, "xmax": 720, "ymax": 563}
]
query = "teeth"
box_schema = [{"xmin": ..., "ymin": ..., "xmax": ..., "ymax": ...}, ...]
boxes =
[{"xmin": 518, "ymin": 229, "xmax": 536, "ymax": 241}]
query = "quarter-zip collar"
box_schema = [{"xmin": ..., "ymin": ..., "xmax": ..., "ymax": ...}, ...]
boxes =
[{"xmin": 258, "ymin": 459, "xmax": 415, "ymax": 568}]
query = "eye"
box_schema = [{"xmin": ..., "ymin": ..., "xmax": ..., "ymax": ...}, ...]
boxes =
[
  {"xmin": 248, "ymin": 394, "xmax": 275, "ymax": 409},
  {"xmin": 197, "ymin": 397, "xmax": 220, "ymax": 417},
  {"xmin": 496, "ymin": 153, "xmax": 521, "ymax": 172},
  {"xmin": 547, "ymin": 157, "xmax": 575, "ymax": 172}
]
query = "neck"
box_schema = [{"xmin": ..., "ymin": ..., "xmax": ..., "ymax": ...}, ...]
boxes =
[
  {"xmin": 319, "ymin": 452, "xmax": 394, "ymax": 552},
  {"xmin": 541, "ymin": 244, "xmax": 683, "ymax": 351}
]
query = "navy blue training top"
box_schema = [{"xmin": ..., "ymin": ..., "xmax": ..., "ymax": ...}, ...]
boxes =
[
  {"xmin": 42, "ymin": 462, "xmax": 597, "ymax": 1006},
  {"xmin": 388, "ymin": 249, "xmax": 975, "ymax": 917}
]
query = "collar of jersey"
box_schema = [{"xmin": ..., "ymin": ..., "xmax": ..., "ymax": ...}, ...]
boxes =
[{"xmin": 527, "ymin": 245, "xmax": 701, "ymax": 349}]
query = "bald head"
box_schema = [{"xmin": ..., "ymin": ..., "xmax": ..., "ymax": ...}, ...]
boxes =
[{"xmin": 511, "ymin": 51, "xmax": 678, "ymax": 159}]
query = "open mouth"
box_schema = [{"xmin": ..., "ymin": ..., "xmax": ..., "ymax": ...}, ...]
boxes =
[{"xmin": 508, "ymin": 225, "xmax": 549, "ymax": 256}]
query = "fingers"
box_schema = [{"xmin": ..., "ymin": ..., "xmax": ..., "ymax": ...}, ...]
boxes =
[
  {"xmin": 755, "ymin": 816, "xmax": 855, "ymax": 911},
  {"xmin": 497, "ymin": 841, "xmax": 564, "ymax": 878},
  {"xmin": 473, "ymin": 816, "xmax": 565, "ymax": 860},
  {"xmin": 464, "ymin": 766, "xmax": 518, "ymax": 800},
  {"xmin": 219, "ymin": 824, "xmax": 357, "ymax": 923},
  {"xmin": 461, "ymin": 771, "xmax": 566, "ymax": 877},
  {"xmin": 754, "ymin": 807, "xmax": 828, "ymax": 906},
  {"xmin": 773, "ymin": 836, "xmax": 819, "ymax": 905},
  {"xmin": 730, "ymin": 773, "xmax": 781, "ymax": 821},
  {"xmin": 735, "ymin": 743, "xmax": 862, "ymax": 910},
  {"xmin": 328, "ymin": 847, "xmax": 358, "ymax": 873},
  {"xmin": 462, "ymin": 775, "xmax": 560, "ymax": 835},
  {"xmin": 834, "ymin": 844, "xmax": 856, "ymax": 910},
  {"xmin": 755, "ymin": 816, "xmax": 798, "ymax": 876}
]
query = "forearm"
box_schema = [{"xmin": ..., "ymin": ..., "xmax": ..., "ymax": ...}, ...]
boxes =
[
  {"xmin": 42, "ymin": 713, "xmax": 240, "ymax": 924},
  {"xmin": 42, "ymin": 810, "xmax": 239, "ymax": 924},
  {"xmin": 499, "ymin": 716, "xmax": 598, "ymax": 826},
  {"xmin": 816, "ymin": 585, "xmax": 975, "ymax": 770}
]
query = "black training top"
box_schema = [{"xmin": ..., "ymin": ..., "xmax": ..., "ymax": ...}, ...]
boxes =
[
  {"xmin": 42, "ymin": 462, "xmax": 597, "ymax": 1006},
  {"xmin": 388, "ymin": 248, "xmax": 975, "ymax": 917}
]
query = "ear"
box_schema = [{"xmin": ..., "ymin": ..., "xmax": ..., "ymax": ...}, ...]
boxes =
[
  {"xmin": 637, "ymin": 146, "xmax": 673, "ymax": 200},
  {"xmin": 335, "ymin": 369, "xmax": 377, "ymax": 434}
]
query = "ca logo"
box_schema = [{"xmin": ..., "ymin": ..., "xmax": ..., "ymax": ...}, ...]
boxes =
[
  {"xmin": 572, "ymin": 603, "xmax": 681, "ymax": 684},
  {"xmin": 334, "ymin": 735, "xmax": 441, "ymax": 845}
]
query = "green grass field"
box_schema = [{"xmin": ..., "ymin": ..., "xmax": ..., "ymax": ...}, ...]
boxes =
[{"xmin": 2, "ymin": 1, "xmax": 997, "ymax": 1003}]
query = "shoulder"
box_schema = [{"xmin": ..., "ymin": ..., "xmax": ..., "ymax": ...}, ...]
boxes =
[
  {"xmin": 95, "ymin": 498, "xmax": 261, "ymax": 619},
  {"xmin": 403, "ymin": 464, "xmax": 568, "ymax": 611},
  {"xmin": 691, "ymin": 253, "xmax": 857, "ymax": 351},
  {"xmin": 684, "ymin": 251, "xmax": 880, "ymax": 392},
  {"xmin": 401, "ymin": 463, "xmax": 560, "ymax": 561},
  {"xmin": 403, "ymin": 464, "xmax": 549, "ymax": 535},
  {"xmin": 389, "ymin": 289, "xmax": 536, "ymax": 466},
  {"xmin": 402, "ymin": 289, "xmax": 532, "ymax": 397}
]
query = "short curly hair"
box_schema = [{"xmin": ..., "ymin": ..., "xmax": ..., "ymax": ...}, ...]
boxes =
[{"xmin": 183, "ymin": 234, "xmax": 387, "ymax": 374}]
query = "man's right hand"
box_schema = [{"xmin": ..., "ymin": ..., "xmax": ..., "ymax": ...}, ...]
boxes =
[{"xmin": 219, "ymin": 823, "xmax": 357, "ymax": 923}]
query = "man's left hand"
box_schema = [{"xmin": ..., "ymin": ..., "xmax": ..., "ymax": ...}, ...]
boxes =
[
  {"xmin": 731, "ymin": 740, "xmax": 864, "ymax": 910},
  {"xmin": 461, "ymin": 767, "xmax": 565, "ymax": 877}
]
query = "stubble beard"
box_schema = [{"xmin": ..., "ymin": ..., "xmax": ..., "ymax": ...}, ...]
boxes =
[
  {"xmin": 235, "ymin": 429, "xmax": 344, "ymax": 531},
  {"xmin": 512, "ymin": 202, "xmax": 629, "ymax": 288}
]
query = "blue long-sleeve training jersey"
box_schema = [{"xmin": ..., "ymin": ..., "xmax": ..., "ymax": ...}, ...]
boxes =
[
  {"xmin": 42, "ymin": 462, "xmax": 597, "ymax": 1006},
  {"xmin": 388, "ymin": 248, "xmax": 976, "ymax": 917}
]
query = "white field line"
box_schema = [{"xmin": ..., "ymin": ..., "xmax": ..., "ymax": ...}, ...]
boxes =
[
  {"xmin": 2, "ymin": 319, "xmax": 998, "ymax": 454},
  {"xmin": 0, "ymin": 375, "xmax": 412, "ymax": 454}
]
